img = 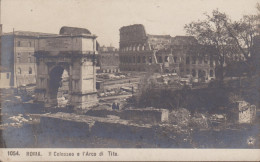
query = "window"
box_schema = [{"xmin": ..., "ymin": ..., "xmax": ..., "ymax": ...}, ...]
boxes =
[
  {"xmin": 142, "ymin": 56, "xmax": 146, "ymax": 63},
  {"xmin": 17, "ymin": 57, "xmax": 21, "ymax": 63},
  {"xmin": 204, "ymin": 57, "xmax": 208, "ymax": 64},
  {"xmin": 198, "ymin": 70, "xmax": 202, "ymax": 77},
  {"xmin": 149, "ymin": 56, "xmax": 152, "ymax": 63},
  {"xmin": 174, "ymin": 56, "xmax": 177, "ymax": 63},
  {"xmin": 29, "ymin": 67, "xmax": 32, "ymax": 74},
  {"xmin": 192, "ymin": 69, "xmax": 196, "ymax": 77},
  {"xmin": 17, "ymin": 41, "xmax": 21, "ymax": 47},
  {"xmin": 186, "ymin": 57, "xmax": 190, "ymax": 64},
  {"xmin": 6, "ymin": 73, "xmax": 9, "ymax": 79},
  {"xmin": 192, "ymin": 57, "xmax": 196, "ymax": 64},
  {"xmin": 133, "ymin": 56, "xmax": 136, "ymax": 63},
  {"xmin": 29, "ymin": 42, "xmax": 32, "ymax": 47},
  {"xmin": 137, "ymin": 56, "xmax": 141, "ymax": 63},
  {"xmin": 210, "ymin": 70, "xmax": 214, "ymax": 77},
  {"xmin": 17, "ymin": 68, "xmax": 22, "ymax": 74}
]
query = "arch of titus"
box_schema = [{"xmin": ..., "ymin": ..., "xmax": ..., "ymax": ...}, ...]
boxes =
[{"xmin": 34, "ymin": 27, "xmax": 98, "ymax": 109}]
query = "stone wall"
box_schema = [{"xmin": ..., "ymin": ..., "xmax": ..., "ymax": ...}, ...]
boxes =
[
  {"xmin": 85, "ymin": 108, "xmax": 169, "ymax": 123},
  {"xmin": 120, "ymin": 108, "xmax": 169, "ymax": 123}
]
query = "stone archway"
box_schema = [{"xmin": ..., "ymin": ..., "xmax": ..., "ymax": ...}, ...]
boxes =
[
  {"xmin": 34, "ymin": 27, "xmax": 98, "ymax": 109},
  {"xmin": 35, "ymin": 54, "xmax": 98, "ymax": 109}
]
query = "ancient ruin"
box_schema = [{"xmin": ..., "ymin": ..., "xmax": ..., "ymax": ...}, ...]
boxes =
[{"xmin": 34, "ymin": 27, "xmax": 98, "ymax": 109}]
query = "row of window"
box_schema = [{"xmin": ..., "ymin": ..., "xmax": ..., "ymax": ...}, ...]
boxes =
[
  {"xmin": 120, "ymin": 66, "xmax": 146, "ymax": 72},
  {"xmin": 120, "ymin": 56, "xmax": 153, "ymax": 64},
  {"xmin": 187, "ymin": 69, "xmax": 214, "ymax": 77},
  {"xmin": 120, "ymin": 45, "xmax": 147, "ymax": 52},
  {"xmin": 119, "ymin": 55, "xmax": 215, "ymax": 65},
  {"xmin": 186, "ymin": 56, "xmax": 214, "ymax": 65},
  {"xmin": 17, "ymin": 52, "xmax": 33, "ymax": 56},
  {"xmin": 17, "ymin": 67, "xmax": 33, "ymax": 75},
  {"xmin": 16, "ymin": 57, "xmax": 33, "ymax": 63},
  {"xmin": 17, "ymin": 41, "xmax": 33, "ymax": 47}
]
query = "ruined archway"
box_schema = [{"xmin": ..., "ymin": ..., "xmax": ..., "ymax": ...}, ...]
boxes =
[{"xmin": 34, "ymin": 27, "xmax": 98, "ymax": 109}]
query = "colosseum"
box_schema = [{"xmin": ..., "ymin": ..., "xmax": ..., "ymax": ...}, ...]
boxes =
[{"xmin": 119, "ymin": 24, "xmax": 217, "ymax": 82}]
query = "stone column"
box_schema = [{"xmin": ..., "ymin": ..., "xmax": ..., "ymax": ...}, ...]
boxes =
[
  {"xmin": 35, "ymin": 59, "xmax": 48, "ymax": 104},
  {"xmin": 69, "ymin": 57, "xmax": 98, "ymax": 109}
]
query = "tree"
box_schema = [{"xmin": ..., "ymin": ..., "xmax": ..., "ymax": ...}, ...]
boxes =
[
  {"xmin": 185, "ymin": 10, "xmax": 236, "ymax": 82},
  {"xmin": 224, "ymin": 15, "xmax": 258, "ymax": 63},
  {"xmin": 222, "ymin": 3, "xmax": 260, "ymax": 76}
]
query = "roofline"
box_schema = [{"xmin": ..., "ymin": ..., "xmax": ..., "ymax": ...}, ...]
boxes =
[
  {"xmin": 37, "ymin": 34, "xmax": 97, "ymax": 39},
  {"xmin": 3, "ymin": 31, "xmax": 57, "ymax": 36}
]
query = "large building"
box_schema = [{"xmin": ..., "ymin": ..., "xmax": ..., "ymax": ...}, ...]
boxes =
[
  {"xmin": 97, "ymin": 45, "xmax": 120, "ymax": 73},
  {"xmin": 119, "ymin": 24, "xmax": 217, "ymax": 82},
  {"xmin": 1, "ymin": 31, "xmax": 56, "ymax": 87}
]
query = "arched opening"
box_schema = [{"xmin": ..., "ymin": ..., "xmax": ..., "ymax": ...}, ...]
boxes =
[
  {"xmin": 192, "ymin": 69, "xmax": 196, "ymax": 77},
  {"xmin": 49, "ymin": 66, "xmax": 69, "ymax": 107},
  {"xmin": 165, "ymin": 69, "xmax": 170, "ymax": 73},
  {"xmin": 137, "ymin": 56, "xmax": 141, "ymax": 63},
  {"xmin": 29, "ymin": 67, "xmax": 32, "ymax": 74},
  {"xmin": 133, "ymin": 56, "xmax": 136, "ymax": 63},
  {"xmin": 210, "ymin": 70, "xmax": 214, "ymax": 77},
  {"xmin": 142, "ymin": 56, "xmax": 146, "ymax": 63},
  {"xmin": 158, "ymin": 56, "xmax": 162, "ymax": 63},
  {"xmin": 174, "ymin": 56, "xmax": 177, "ymax": 63},
  {"xmin": 17, "ymin": 68, "xmax": 22, "ymax": 74},
  {"xmin": 186, "ymin": 57, "xmax": 190, "ymax": 64},
  {"xmin": 148, "ymin": 56, "xmax": 152, "ymax": 63},
  {"xmin": 198, "ymin": 70, "xmax": 206, "ymax": 82}
]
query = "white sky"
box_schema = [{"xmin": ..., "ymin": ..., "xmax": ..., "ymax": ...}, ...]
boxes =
[{"xmin": 2, "ymin": 0, "xmax": 259, "ymax": 48}]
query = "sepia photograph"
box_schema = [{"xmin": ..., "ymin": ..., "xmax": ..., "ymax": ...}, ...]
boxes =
[{"xmin": 0, "ymin": 0, "xmax": 259, "ymax": 161}]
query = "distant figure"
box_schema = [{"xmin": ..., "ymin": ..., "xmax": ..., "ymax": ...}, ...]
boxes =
[
  {"xmin": 116, "ymin": 103, "xmax": 120, "ymax": 110},
  {"xmin": 112, "ymin": 102, "xmax": 116, "ymax": 110}
]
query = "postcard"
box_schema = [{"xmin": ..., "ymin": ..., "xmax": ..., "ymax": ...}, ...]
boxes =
[{"xmin": 0, "ymin": 0, "xmax": 259, "ymax": 161}]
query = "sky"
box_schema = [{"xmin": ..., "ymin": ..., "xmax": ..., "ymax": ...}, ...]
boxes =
[{"xmin": 1, "ymin": 0, "xmax": 259, "ymax": 48}]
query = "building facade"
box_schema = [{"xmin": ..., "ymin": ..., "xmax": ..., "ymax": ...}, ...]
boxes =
[
  {"xmin": 119, "ymin": 24, "xmax": 217, "ymax": 82},
  {"xmin": 1, "ymin": 31, "xmax": 56, "ymax": 87},
  {"xmin": 97, "ymin": 45, "xmax": 120, "ymax": 73}
]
